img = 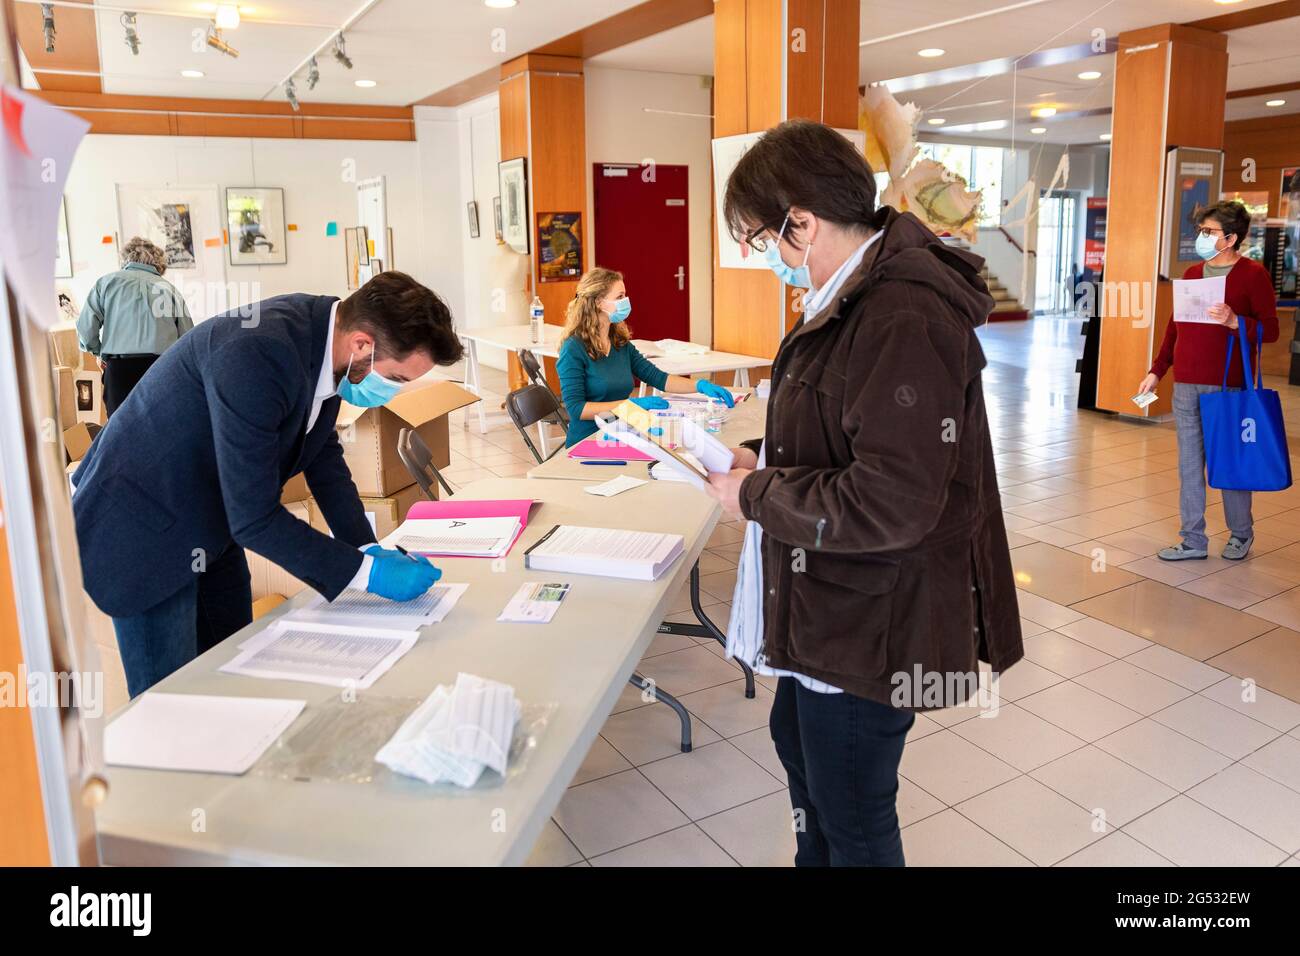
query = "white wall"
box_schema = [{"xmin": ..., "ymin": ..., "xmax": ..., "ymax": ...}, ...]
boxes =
[
  {"xmin": 59, "ymin": 134, "xmax": 429, "ymax": 319},
  {"xmin": 583, "ymin": 66, "xmax": 714, "ymax": 345}
]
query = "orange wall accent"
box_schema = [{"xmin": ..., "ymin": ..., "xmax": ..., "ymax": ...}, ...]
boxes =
[
  {"xmin": 1095, "ymin": 24, "xmax": 1229, "ymax": 417},
  {"xmin": 0, "ymin": 518, "xmax": 50, "ymax": 866}
]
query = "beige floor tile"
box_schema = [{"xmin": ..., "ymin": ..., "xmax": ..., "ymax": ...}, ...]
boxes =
[
  {"xmin": 1124, "ymin": 644, "xmax": 1229, "ymax": 691},
  {"xmin": 1199, "ymin": 675, "xmax": 1300, "ymax": 731},
  {"xmin": 1019, "ymin": 616, "xmax": 1050, "ymax": 638},
  {"xmin": 695, "ymin": 791, "xmax": 797, "ymax": 867},
  {"xmin": 1074, "ymin": 660, "xmax": 1193, "ymax": 716},
  {"xmin": 1012, "ymin": 542, "xmax": 1141, "ymax": 605},
  {"xmin": 1188, "ymin": 765, "xmax": 1300, "ymax": 854},
  {"xmin": 1015, "ymin": 588, "xmax": 1085, "ymax": 629},
  {"xmin": 955, "ymin": 776, "xmax": 1106, "ymax": 866},
  {"xmin": 906, "ymin": 712, "xmax": 945, "ymax": 742},
  {"xmin": 1016, "ymin": 524, "xmax": 1090, "ymax": 548},
  {"xmin": 639, "ymin": 741, "xmax": 784, "ymax": 820},
  {"xmin": 951, "ymin": 702, "xmax": 1086, "ymax": 772},
  {"xmin": 569, "ymin": 734, "xmax": 634, "ymax": 787},
  {"xmin": 1123, "ymin": 796, "xmax": 1288, "ymax": 867},
  {"xmin": 1071, "ymin": 580, "xmax": 1275, "ymax": 660},
  {"xmin": 553, "ymin": 769, "xmax": 690, "ymax": 858},
  {"xmin": 1149, "ymin": 695, "xmax": 1280, "ymax": 760},
  {"xmin": 589, "ymin": 824, "xmax": 738, "ymax": 867},
  {"xmin": 697, "ymin": 568, "xmax": 739, "ymax": 603},
  {"xmin": 1016, "ymin": 680, "xmax": 1143, "ymax": 743},
  {"xmin": 1094, "ymin": 720, "xmax": 1232, "ymax": 791},
  {"xmin": 642, "ymin": 631, "xmax": 698, "ymax": 658},
  {"xmin": 1178, "ymin": 574, "xmax": 1275, "ymax": 610},
  {"xmin": 897, "ymin": 776, "xmax": 946, "ymax": 828},
  {"xmin": 1056, "ymin": 616, "xmax": 1152, "ymax": 657},
  {"xmin": 1056, "ymin": 831, "xmax": 1175, "ymax": 866},
  {"xmin": 1021, "ymin": 631, "xmax": 1115, "ymax": 678},
  {"xmin": 634, "ymin": 645, "xmax": 747, "ymax": 697},
  {"xmin": 1241, "ymin": 734, "xmax": 1300, "ymax": 793},
  {"xmin": 730, "ymin": 727, "xmax": 785, "ymax": 782},
  {"xmin": 523, "ymin": 819, "xmax": 584, "ymax": 867},
  {"xmin": 1118, "ymin": 555, "xmax": 1207, "ymax": 588},
  {"xmin": 901, "ymin": 809, "xmax": 1033, "ymax": 867},
  {"xmin": 600, "ymin": 695, "xmax": 722, "ymax": 764},
  {"xmin": 898, "ymin": 730, "xmax": 1021, "ymax": 806},
  {"xmin": 1242, "ymin": 587, "xmax": 1300, "ymax": 633},
  {"xmin": 1030, "ymin": 745, "xmax": 1177, "ymax": 828},
  {"xmin": 1094, "ymin": 530, "xmax": 1170, "ymax": 558},
  {"xmin": 677, "ymin": 679, "xmax": 774, "ymax": 739}
]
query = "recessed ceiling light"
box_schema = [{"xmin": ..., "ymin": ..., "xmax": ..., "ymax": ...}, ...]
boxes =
[
  {"xmin": 1077, "ymin": 70, "xmax": 1101, "ymax": 80},
  {"xmin": 484, "ymin": 0, "xmax": 518, "ymax": 8},
  {"xmin": 1031, "ymin": 106, "xmax": 1057, "ymax": 118},
  {"xmin": 180, "ymin": 69, "xmax": 205, "ymax": 78},
  {"xmin": 1030, "ymin": 127, "xmax": 1047, "ymax": 135},
  {"xmin": 215, "ymin": 3, "xmax": 240, "ymax": 29},
  {"xmin": 927, "ymin": 117, "xmax": 945, "ymax": 125},
  {"xmin": 1213, "ymin": 0, "xmax": 1244, "ymax": 5},
  {"xmin": 1265, "ymin": 98, "xmax": 1286, "ymax": 107},
  {"xmin": 918, "ymin": 48, "xmax": 945, "ymax": 58},
  {"xmin": 355, "ymin": 79, "xmax": 377, "ymax": 88},
  {"xmin": 1099, "ymin": 133, "xmax": 1112, "ymax": 141}
]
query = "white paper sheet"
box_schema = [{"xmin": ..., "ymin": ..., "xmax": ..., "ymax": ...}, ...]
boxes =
[
  {"xmin": 584, "ymin": 475, "xmax": 647, "ymax": 497},
  {"xmin": 393, "ymin": 516, "xmax": 520, "ymax": 557},
  {"xmin": 222, "ymin": 621, "xmax": 418, "ymax": 689},
  {"xmin": 1173, "ymin": 275, "xmax": 1228, "ymax": 324},
  {"xmin": 104, "ymin": 693, "xmax": 305, "ymax": 774},
  {"xmin": 284, "ymin": 583, "xmax": 468, "ymax": 629}
]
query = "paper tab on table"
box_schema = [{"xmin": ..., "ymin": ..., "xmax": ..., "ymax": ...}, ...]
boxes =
[
  {"xmin": 285, "ymin": 583, "xmax": 468, "ymax": 629},
  {"xmin": 584, "ymin": 475, "xmax": 646, "ymax": 497},
  {"xmin": 524, "ymin": 524, "xmax": 685, "ymax": 580},
  {"xmin": 393, "ymin": 516, "xmax": 520, "ymax": 557},
  {"xmin": 221, "ymin": 621, "xmax": 418, "ymax": 689},
  {"xmin": 498, "ymin": 582, "xmax": 571, "ymax": 623},
  {"xmin": 104, "ymin": 693, "xmax": 306, "ymax": 774},
  {"xmin": 1173, "ymin": 275, "xmax": 1227, "ymax": 324}
]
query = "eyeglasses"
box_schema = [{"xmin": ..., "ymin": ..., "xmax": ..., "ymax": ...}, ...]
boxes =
[
  {"xmin": 1196, "ymin": 227, "xmax": 1224, "ymax": 239},
  {"xmin": 743, "ymin": 213, "xmax": 791, "ymax": 253}
]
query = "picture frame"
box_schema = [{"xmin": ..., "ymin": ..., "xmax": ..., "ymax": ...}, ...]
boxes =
[
  {"xmin": 116, "ymin": 183, "xmax": 227, "ymax": 314},
  {"xmin": 55, "ymin": 197, "xmax": 72, "ymax": 278},
  {"xmin": 224, "ymin": 186, "xmax": 287, "ymax": 266},
  {"xmin": 467, "ymin": 201, "xmax": 480, "ymax": 239},
  {"xmin": 536, "ymin": 212, "xmax": 583, "ymax": 282},
  {"xmin": 344, "ymin": 226, "xmax": 362, "ymax": 290},
  {"xmin": 498, "ymin": 157, "xmax": 529, "ymax": 255},
  {"xmin": 492, "ymin": 196, "xmax": 503, "ymax": 242}
]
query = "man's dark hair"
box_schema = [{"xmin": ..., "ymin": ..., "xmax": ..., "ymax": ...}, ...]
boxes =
[
  {"xmin": 723, "ymin": 119, "xmax": 877, "ymax": 250},
  {"xmin": 339, "ymin": 270, "xmax": 463, "ymax": 365},
  {"xmin": 1194, "ymin": 200, "xmax": 1251, "ymax": 251}
]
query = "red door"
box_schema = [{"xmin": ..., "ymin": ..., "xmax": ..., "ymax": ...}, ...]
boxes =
[{"xmin": 592, "ymin": 162, "xmax": 689, "ymax": 342}]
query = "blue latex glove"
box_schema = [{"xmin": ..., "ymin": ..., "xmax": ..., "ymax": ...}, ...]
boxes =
[
  {"xmin": 696, "ymin": 380, "xmax": 735, "ymax": 408},
  {"xmin": 366, "ymin": 550, "xmax": 442, "ymax": 601},
  {"xmin": 630, "ymin": 396, "xmax": 670, "ymax": 410}
]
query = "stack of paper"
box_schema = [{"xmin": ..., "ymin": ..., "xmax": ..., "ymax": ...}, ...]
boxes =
[
  {"xmin": 402, "ymin": 498, "xmax": 536, "ymax": 558},
  {"xmin": 286, "ymin": 583, "xmax": 468, "ymax": 630},
  {"xmin": 524, "ymin": 524, "xmax": 685, "ymax": 581},
  {"xmin": 595, "ymin": 404, "xmax": 734, "ymax": 490},
  {"xmin": 392, "ymin": 516, "xmax": 520, "ymax": 558},
  {"xmin": 376, "ymin": 673, "xmax": 521, "ymax": 787},
  {"xmin": 220, "ymin": 620, "xmax": 419, "ymax": 689}
]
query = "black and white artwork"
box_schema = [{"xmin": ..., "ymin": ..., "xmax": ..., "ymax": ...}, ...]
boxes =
[
  {"xmin": 225, "ymin": 187, "xmax": 287, "ymax": 266},
  {"xmin": 158, "ymin": 203, "xmax": 195, "ymax": 268}
]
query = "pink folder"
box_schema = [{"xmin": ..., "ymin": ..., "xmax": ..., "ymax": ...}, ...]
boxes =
[
  {"xmin": 567, "ymin": 437, "xmax": 655, "ymax": 462},
  {"xmin": 406, "ymin": 499, "xmax": 536, "ymax": 557}
]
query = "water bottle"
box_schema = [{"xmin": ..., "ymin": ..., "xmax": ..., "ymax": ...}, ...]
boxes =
[{"xmin": 529, "ymin": 295, "xmax": 544, "ymax": 345}]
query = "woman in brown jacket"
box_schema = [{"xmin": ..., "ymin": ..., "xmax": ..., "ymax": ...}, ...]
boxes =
[{"xmin": 708, "ymin": 120, "xmax": 1023, "ymax": 866}]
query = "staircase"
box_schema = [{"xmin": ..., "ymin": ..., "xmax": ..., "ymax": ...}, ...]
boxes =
[{"xmin": 982, "ymin": 266, "xmax": 1029, "ymax": 323}]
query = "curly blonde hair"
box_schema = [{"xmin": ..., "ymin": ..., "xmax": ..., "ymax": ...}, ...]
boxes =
[
  {"xmin": 561, "ymin": 267, "xmax": 631, "ymax": 360},
  {"xmin": 121, "ymin": 236, "xmax": 168, "ymax": 275}
]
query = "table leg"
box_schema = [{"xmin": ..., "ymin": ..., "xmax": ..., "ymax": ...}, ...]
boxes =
[
  {"xmin": 627, "ymin": 673, "xmax": 691, "ymax": 752},
  {"xmin": 656, "ymin": 562, "xmax": 756, "ymax": 698},
  {"xmin": 463, "ymin": 338, "xmax": 487, "ymax": 434},
  {"xmin": 736, "ymin": 368, "xmax": 750, "ymax": 388},
  {"xmin": 536, "ymin": 421, "xmax": 549, "ymax": 458}
]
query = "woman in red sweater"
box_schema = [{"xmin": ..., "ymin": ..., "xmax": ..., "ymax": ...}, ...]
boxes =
[{"xmin": 1137, "ymin": 200, "xmax": 1279, "ymax": 561}]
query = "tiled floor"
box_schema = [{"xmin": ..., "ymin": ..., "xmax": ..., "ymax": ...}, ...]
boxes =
[{"xmin": 91, "ymin": 319, "xmax": 1300, "ymax": 867}]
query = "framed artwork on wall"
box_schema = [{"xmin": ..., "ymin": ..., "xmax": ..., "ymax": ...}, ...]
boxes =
[
  {"xmin": 225, "ymin": 186, "xmax": 287, "ymax": 266},
  {"xmin": 492, "ymin": 196, "xmax": 503, "ymax": 242},
  {"xmin": 467, "ymin": 201, "xmax": 480, "ymax": 239},
  {"xmin": 116, "ymin": 183, "xmax": 227, "ymax": 315},
  {"xmin": 498, "ymin": 157, "xmax": 529, "ymax": 255}
]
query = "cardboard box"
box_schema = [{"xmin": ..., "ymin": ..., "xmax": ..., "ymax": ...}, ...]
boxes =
[
  {"xmin": 54, "ymin": 365, "xmax": 77, "ymax": 429},
  {"xmin": 308, "ymin": 481, "xmax": 424, "ymax": 541},
  {"xmin": 252, "ymin": 594, "xmax": 287, "ymax": 620},
  {"xmin": 63, "ymin": 422, "xmax": 93, "ymax": 463},
  {"xmin": 80, "ymin": 350, "xmax": 99, "ymax": 372},
  {"xmin": 336, "ymin": 380, "xmax": 478, "ymax": 497},
  {"xmin": 246, "ymin": 500, "xmax": 312, "ymax": 601},
  {"xmin": 281, "ymin": 472, "xmax": 311, "ymax": 504},
  {"xmin": 48, "ymin": 327, "xmax": 80, "ymax": 367}
]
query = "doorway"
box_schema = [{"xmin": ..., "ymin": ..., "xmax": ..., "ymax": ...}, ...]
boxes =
[
  {"xmin": 592, "ymin": 163, "xmax": 690, "ymax": 342},
  {"xmin": 1035, "ymin": 190, "xmax": 1079, "ymax": 314}
]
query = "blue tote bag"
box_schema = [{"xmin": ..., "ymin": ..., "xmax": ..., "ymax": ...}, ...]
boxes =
[{"xmin": 1199, "ymin": 321, "xmax": 1292, "ymax": 492}]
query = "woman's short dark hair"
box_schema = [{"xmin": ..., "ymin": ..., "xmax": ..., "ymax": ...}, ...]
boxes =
[
  {"xmin": 340, "ymin": 270, "xmax": 464, "ymax": 366},
  {"xmin": 723, "ymin": 119, "xmax": 877, "ymax": 249},
  {"xmin": 1195, "ymin": 200, "xmax": 1251, "ymax": 251}
]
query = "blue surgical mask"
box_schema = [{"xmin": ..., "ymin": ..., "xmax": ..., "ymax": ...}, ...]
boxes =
[
  {"xmin": 337, "ymin": 350, "xmax": 401, "ymax": 408},
  {"xmin": 763, "ymin": 214, "xmax": 813, "ymax": 288},
  {"xmin": 1194, "ymin": 232, "xmax": 1223, "ymax": 261},
  {"xmin": 607, "ymin": 297, "xmax": 632, "ymax": 323}
]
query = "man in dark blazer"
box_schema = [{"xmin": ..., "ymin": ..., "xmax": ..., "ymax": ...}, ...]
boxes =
[{"xmin": 72, "ymin": 271, "xmax": 465, "ymax": 697}]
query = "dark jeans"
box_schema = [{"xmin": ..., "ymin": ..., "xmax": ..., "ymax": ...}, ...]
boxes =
[
  {"xmin": 102, "ymin": 353, "xmax": 159, "ymax": 418},
  {"xmin": 770, "ymin": 676, "xmax": 915, "ymax": 866},
  {"xmin": 112, "ymin": 543, "xmax": 253, "ymax": 698}
]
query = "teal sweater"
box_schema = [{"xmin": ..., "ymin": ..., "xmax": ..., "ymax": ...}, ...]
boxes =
[{"xmin": 556, "ymin": 336, "xmax": 668, "ymax": 446}]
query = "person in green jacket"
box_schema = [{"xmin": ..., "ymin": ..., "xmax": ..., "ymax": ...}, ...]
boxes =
[
  {"xmin": 77, "ymin": 236, "xmax": 194, "ymax": 418},
  {"xmin": 555, "ymin": 267, "xmax": 733, "ymax": 446}
]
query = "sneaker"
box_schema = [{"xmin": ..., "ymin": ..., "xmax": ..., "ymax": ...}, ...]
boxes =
[
  {"xmin": 1222, "ymin": 536, "xmax": 1253, "ymax": 561},
  {"xmin": 1157, "ymin": 543, "xmax": 1208, "ymax": 561}
]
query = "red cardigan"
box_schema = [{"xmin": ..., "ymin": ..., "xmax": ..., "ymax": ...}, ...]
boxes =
[{"xmin": 1150, "ymin": 257, "xmax": 1279, "ymax": 387}]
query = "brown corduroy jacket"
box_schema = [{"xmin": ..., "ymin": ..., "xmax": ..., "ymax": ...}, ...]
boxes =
[{"xmin": 738, "ymin": 207, "xmax": 1023, "ymax": 709}]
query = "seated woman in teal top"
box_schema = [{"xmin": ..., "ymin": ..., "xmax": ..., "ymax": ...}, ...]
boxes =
[{"xmin": 556, "ymin": 267, "xmax": 734, "ymax": 447}]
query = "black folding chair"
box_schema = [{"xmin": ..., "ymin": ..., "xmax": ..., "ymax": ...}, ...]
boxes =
[
  {"xmin": 396, "ymin": 426, "xmax": 455, "ymax": 500},
  {"xmin": 516, "ymin": 348, "xmax": 569, "ymax": 428},
  {"xmin": 506, "ymin": 384, "xmax": 565, "ymax": 464}
]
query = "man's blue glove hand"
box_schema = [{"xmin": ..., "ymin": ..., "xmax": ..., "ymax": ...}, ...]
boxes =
[
  {"xmin": 696, "ymin": 380, "xmax": 735, "ymax": 408},
  {"xmin": 366, "ymin": 551, "xmax": 442, "ymax": 601},
  {"xmin": 630, "ymin": 396, "xmax": 670, "ymax": 410},
  {"xmin": 363, "ymin": 544, "xmax": 389, "ymax": 557}
]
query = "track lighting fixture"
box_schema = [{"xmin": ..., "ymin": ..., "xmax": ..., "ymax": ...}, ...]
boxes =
[
  {"xmin": 206, "ymin": 21, "xmax": 240, "ymax": 58},
  {"xmin": 285, "ymin": 78, "xmax": 300, "ymax": 112},
  {"xmin": 306, "ymin": 56, "xmax": 320, "ymax": 91},
  {"xmin": 122, "ymin": 12, "xmax": 141, "ymax": 56},
  {"xmin": 332, "ymin": 34, "xmax": 353, "ymax": 70},
  {"xmin": 40, "ymin": 3, "xmax": 55, "ymax": 54}
]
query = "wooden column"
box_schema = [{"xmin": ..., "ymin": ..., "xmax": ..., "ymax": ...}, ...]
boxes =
[
  {"xmin": 1095, "ymin": 24, "xmax": 1229, "ymax": 416},
  {"xmin": 499, "ymin": 54, "xmax": 588, "ymax": 390},
  {"xmin": 712, "ymin": 0, "xmax": 861, "ymax": 365}
]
